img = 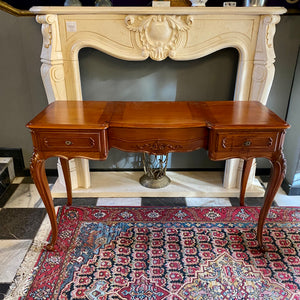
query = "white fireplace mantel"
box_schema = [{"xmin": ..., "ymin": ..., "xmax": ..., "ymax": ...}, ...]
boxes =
[{"xmin": 30, "ymin": 6, "xmax": 286, "ymax": 191}]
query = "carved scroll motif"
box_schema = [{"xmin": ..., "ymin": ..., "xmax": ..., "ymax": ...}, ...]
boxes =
[
  {"xmin": 36, "ymin": 14, "xmax": 63, "ymax": 62},
  {"xmin": 36, "ymin": 15, "xmax": 56, "ymax": 49},
  {"xmin": 222, "ymin": 137, "xmax": 228, "ymax": 149},
  {"xmin": 250, "ymin": 15, "xmax": 281, "ymax": 104},
  {"xmin": 264, "ymin": 15, "xmax": 281, "ymax": 49},
  {"xmin": 36, "ymin": 14, "xmax": 67, "ymax": 102},
  {"xmin": 40, "ymin": 63, "xmax": 67, "ymax": 102},
  {"xmin": 125, "ymin": 15, "xmax": 193, "ymax": 61}
]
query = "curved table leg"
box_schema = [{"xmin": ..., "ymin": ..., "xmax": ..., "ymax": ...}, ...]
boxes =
[
  {"xmin": 60, "ymin": 158, "xmax": 72, "ymax": 206},
  {"xmin": 257, "ymin": 152, "xmax": 286, "ymax": 251},
  {"xmin": 30, "ymin": 152, "xmax": 57, "ymax": 250},
  {"xmin": 240, "ymin": 158, "xmax": 253, "ymax": 206}
]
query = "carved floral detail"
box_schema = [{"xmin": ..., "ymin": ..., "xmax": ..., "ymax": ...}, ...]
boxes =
[
  {"xmin": 136, "ymin": 141, "xmax": 183, "ymax": 153},
  {"xmin": 222, "ymin": 137, "xmax": 228, "ymax": 149},
  {"xmin": 42, "ymin": 24, "xmax": 52, "ymax": 48},
  {"xmin": 36, "ymin": 15, "xmax": 57, "ymax": 49},
  {"xmin": 89, "ymin": 138, "xmax": 96, "ymax": 148},
  {"xmin": 263, "ymin": 15, "xmax": 281, "ymax": 49},
  {"xmin": 125, "ymin": 15, "xmax": 193, "ymax": 61},
  {"xmin": 30, "ymin": 151, "xmax": 43, "ymax": 174},
  {"xmin": 268, "ymin": 137, "xmax": 273, "ymax": 147}
]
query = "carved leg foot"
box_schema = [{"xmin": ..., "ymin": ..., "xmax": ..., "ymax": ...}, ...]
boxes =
[
  {"xmin": 257, "ymin": 153, "xmax": 286, "ymax": 251},
  {"xmin": 45, "ymin": 243, "xmax": 56, "ymax": 251},
  {"xmin": 30, "ymin": 152, "xmax": 57, "ymax": 250}
]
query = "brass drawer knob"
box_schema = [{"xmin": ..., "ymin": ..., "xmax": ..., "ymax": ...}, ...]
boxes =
[
  {"xmin": 65, "ymin": 140, "xmax": 72, "ymax": 146},
  {"xmin": 244, "ymin": 140, "xmax": 252, "ymax": 147}
]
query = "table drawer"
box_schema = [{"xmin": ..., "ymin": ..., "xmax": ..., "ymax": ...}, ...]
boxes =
[
  {"xmin": 214, "ymin": 132, "xmax": 278, "ymax": 153},
  {"xmin": 109, "ymin": 127, "xmax": 208, "ymax": 154},
  {"xmin": 38, "ymin": 131, "xmax": 104, "ymax": 152}
]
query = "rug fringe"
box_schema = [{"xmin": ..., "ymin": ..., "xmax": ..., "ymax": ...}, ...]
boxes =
[{"xmin": 4, "ymin": 212, "xmax": 52, "ymax": 299}]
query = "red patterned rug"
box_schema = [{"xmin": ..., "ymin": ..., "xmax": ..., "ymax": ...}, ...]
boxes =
[{"xmin": 7, "ymin": 206, "xmax": 300, "ymax": 299}]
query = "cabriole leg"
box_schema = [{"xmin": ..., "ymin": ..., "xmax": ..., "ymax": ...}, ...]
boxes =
[
  {"xmin": 30, "ymin": 152, "xmax": 57, "ymax": 250},
  {"xmin": 257, "ymin": 153, "xmax": 286, "ymax": 251}
]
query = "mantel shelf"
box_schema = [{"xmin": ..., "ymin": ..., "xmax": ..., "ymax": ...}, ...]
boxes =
[{"xmin": 30, "ymin": 6, "xmax": 287, "ymax": 15}]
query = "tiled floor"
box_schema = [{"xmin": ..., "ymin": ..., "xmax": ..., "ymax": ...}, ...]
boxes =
[{"xmin": 1, "ymin": 175, "xmax": 300, "ymax": 299}]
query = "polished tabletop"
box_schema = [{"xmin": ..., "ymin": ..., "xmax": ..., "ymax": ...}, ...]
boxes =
[{"xmin": 27, "ymin": 100, "xmax": 289, "ymax": 131}]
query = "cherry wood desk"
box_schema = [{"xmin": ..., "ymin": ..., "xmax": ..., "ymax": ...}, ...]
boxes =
[{"xmin": 27, "ymin": 101, "xmax": 289, "ymax": 251}]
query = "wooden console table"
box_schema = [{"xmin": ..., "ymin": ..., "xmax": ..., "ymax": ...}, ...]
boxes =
[{"xmin": 27, "ymin": 100, "xmax": 289, "ymax": 251}]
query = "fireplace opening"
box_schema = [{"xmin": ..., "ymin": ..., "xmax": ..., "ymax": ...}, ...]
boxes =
[{"xmin": 78, "ymin": 47, "xmax": 239, "ymax": 170}]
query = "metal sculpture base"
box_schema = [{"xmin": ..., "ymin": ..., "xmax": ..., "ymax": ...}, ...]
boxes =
[
  {"xmin": 139, "ymin": 173, "xmax": 171, "ymax": 189},
  {"xmin": 140, "ymin": 153, "xmax": 171, "ymax": 189}
]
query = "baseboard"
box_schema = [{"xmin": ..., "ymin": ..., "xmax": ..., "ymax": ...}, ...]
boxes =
[
  {"xmin": 23, "ymin": 167, "xmax": 272, "ymax": 178},
  {"xmin": 282, "ymin": 178, "xmax": 300, "ymax": 196},
  {"xmin": 22, "ymin": 169, "xmax": 59, "ymax": 177},
  {"xmin": 255, "ymin": 168, "xmax": 271, "ymax": 176},
  {"xmin": 0, "ymin": 148, "xmax": 25, "ymax": 177}
]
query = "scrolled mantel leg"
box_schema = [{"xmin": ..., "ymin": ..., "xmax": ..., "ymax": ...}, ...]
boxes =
[
  {"xmin": 30, "ymin": 152, "xmax": 57, "ymax": 250},
  {"xmin": 257, "ymin": 152, "xmax": 286, "ymax": 251}
]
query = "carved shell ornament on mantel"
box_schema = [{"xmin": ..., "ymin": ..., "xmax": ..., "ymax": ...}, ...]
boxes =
[{"xmin": 125, "ymin": 15, "xmax": 193, "ymax": 61}]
